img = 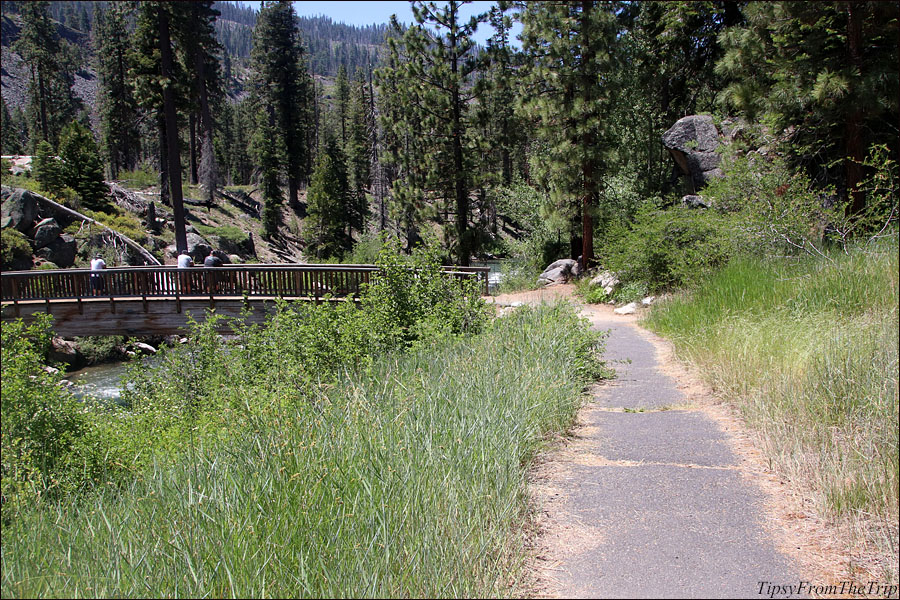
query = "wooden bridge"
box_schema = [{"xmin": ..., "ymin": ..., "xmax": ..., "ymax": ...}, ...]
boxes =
[{"xmin": 0, "ymin": 264, "xmax": 489, "ymax": 336}]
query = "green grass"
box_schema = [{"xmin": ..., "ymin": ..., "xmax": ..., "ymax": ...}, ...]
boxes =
[
  {"xmin": 116, "ymin": 167, "xmax": 158, "ymax": 190},
  {"xmin": 645, "ymin": 240, "xmax": 899, "ymax": 580},
  {"xmin": 1, "ymin": 303, "xmax": 604, "ymax": 598}
]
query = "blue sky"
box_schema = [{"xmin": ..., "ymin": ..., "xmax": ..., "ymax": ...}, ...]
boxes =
[{"xmin": 238, "ymin": 1, "xmax": 521, "ymax": 47}]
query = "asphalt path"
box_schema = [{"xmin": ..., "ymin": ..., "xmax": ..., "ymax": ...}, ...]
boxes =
[{"xmin": 526, "ymin": 301, "xmax": 806, "ymax": 599}]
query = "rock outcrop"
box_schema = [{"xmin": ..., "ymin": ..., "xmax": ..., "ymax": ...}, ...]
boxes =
[
  {"xmin": 537, "ymin": 258, "xmax": 580, "ymax": 287},
  {"xmin": 662, "ymin": 115, "xmax": 724, "ymax": 193}
]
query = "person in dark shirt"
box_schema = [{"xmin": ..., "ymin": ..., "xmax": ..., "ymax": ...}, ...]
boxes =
[{"xmin": 204, "ymin": 250, "xmax": 224, "ymax": 294}]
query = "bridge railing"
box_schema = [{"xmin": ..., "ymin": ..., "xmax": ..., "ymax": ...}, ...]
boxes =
[{"xmin": 1, "ymin": 264, "xmax": 490, "ymax": 303}]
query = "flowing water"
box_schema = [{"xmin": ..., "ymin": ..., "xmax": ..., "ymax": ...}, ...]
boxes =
[{"xmin": 67, "ymin": 359, "xmax": 147, "ymax": 405}]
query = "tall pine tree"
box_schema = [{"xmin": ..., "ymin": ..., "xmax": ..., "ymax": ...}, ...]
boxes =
[
  {"xmin": 377, "ymin": 1, "xmax": 486, "ymax": 265},
  {"xmin": 519, "ymin": 1, "xmax": 619, "ymax": 267},
  {"xmin": 249, "ymin": 0, "xmax": 313, "ymax": 214},
  {"xmin": 94, "ymin": 3, "xmax": 140, "ymax": 180}
]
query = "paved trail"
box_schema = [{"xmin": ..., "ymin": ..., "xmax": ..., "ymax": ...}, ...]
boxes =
[{"xmin": 493, "ymin": 291, "xmax": 809, "ymax": 598}]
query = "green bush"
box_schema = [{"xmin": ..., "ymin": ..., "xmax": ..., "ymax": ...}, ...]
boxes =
[
  {"xmin": 75, "ymin": 335, "xmax": 125, "ymax": 365},
  {"xmin": 494, "ymin": 260, "xmax": 543, "ymax": 294},
  {"xmin": 574, "ymin": 277, "xmax": 608, "ymax": 304},
  {"xmin": 601, "ymin": 204, "xmax": 736, "ymax": 292},
  {"xmin": 1, "ymin": 317, "xmax": 88, "ymax": 518},
  {"xmin": 1, "ymin": 228, "xmax": 32, "ymax": 270}
]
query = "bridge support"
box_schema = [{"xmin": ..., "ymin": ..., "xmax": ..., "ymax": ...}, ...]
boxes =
[{"xmin": 1, "ymin": 298, "xmax": 285, "ymax": 337}]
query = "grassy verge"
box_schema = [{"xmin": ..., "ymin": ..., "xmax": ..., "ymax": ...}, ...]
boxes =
[
  {"xmin": 644, "ymin": 240, "xmax": 899, "ymax": 580},
  {"xmin": 1, "ymin": 302, "xmax": 604, "ymax": 597}
]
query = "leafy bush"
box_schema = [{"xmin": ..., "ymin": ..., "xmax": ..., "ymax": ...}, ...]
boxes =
[
  {"xmin": 494, "ymin": 183, "xmax": 569, "ymax": 271},
  {"xmin": 75, "ymin": 335, "xmax": 125, "ymax": 365},
  {"xmin": 702, "ymin": 151, "xmax": 841, "ymax": 256},
  {"xmin": 1, "ymin": 228, "xmax": 32, "ymax": 270},
  {"xmin": 495, "ymin": 260, "xmax": 543, "ymax": 294},
  {"xmin": 1, "ymin": 317, "xmax": 88, "ymax": 518},
  {"xmin": 612, "ymin": 280, "xmax": 649, "ymax": 304},
  {"xmin": 601, "ymin": 204, "xmax": 736, "ymax": 292}
]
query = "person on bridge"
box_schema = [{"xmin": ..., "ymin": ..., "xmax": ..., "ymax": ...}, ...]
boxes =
[
  {"xmin": 177, "ymin": 250, "xmax": 194, "ymax": 293},
  {"xmin": 203, "ymin": 250, "xmax": 223, "ymax": 294},
  {"xmin": 90, "ymin": 253, "xmax": 106, "ymax": 296}
]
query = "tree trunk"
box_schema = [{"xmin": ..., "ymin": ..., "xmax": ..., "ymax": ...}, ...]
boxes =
[
  {"xmin": 845, "ymin": 1, "xmax": 865, "ymax": 216},
  {"xmin": 196, "ymin": 51, "xmax": 216, "ymax": 208},
  {"xmin": 189, "ymin": 112, "xmax": 198, "ymax": 185},
  {"xmin": 158, "ymin": 7, "xmax": 187, "ymax": 253},
  {"xmin": 449, "ymin": 3, "xmax": 469, "ymax": 266},
  {"xmin": 580, "ymin": 0, "xmax": 596, "ymax": 268},
  {"xmin": 158, "ymin": 113, "xmax": 170, "ymax": 207}
]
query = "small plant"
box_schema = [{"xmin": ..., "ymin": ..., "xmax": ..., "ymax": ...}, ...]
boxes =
[
  {"xmin": 612, "ymin": 281, "xmax": 649, "ymax": 304},
  {"xmin": 1, "ymin": 228, "xmax": 32, "ymax": 270},
  {"xmin": 574, "ymin": 277, "xmax": 608, "ymax": 304}
]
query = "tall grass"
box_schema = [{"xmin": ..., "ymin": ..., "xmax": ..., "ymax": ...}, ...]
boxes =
[
  {"xmin": 645, "ymin": 240, "xmax": 899, "ymax": 580},
  {"xmin": 1, "ymin": 303, "xmax": 604, "ymax": 597}
]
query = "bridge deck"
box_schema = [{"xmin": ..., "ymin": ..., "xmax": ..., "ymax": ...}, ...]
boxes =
[{"xmin": 1, "ymin": 264, "xmax": 489, "ymax": 336}]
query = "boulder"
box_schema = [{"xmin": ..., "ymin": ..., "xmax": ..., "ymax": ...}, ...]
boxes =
[
  {"xmin": 641, "ymin": 296, "xmax": 656, "ymax": 306},
  {"xmin": 167, "ymin": 233, "xmax": 213, "ymax": 263},
  {"xmin": 537, "ymin": 258, "xmax": 578, "ymax": 286},
  {"xmin": 35, "ymin": 233, "xmax": 76, "ymax": 268},
  {"xmin": 186, "ymin": 232, "xmax": 212, "ymax": 263},
  {"xmin": 31, "ymin": 217, "xmax": 62, "ymax": 249},
  {"xmin": 662, "ymin": 115, "xmax": 724, "ymax": 192},
  {"xmin": 209, "ymin": 231, "xmax": 255, "ymax": 257},
  {"xmin": 1, "ymin": 188, "xmax": 39, "ymax": 233},
  {"xmin": 132, "ymin": 342, "xmax": 157, "ymax": 355},
  {"xmin": 614, "ymin": 302, "xmax": 637, "ymax": 315},
  {"xmin": 49, "ymin": 336, "xmax": 84, "ymax": 369},
  {"xmin": 590, "ymin": 270, "xmax": 620, "ymax": 296},
  {"xmin": 681, "ymin": 195, "xmax": 709, "ymax": 209}
]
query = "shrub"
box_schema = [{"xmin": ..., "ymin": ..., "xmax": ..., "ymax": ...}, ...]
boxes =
[
  {"xmin": 601, "ymin": 204, "xmax": 736, "ymax": 292},
  {"xmin": 1, "ymin": 228, "xmax": 32, "ymax": 270},
  {"xmin": 1, "ymin": 316, "xmax": 88, "ymax": 518},
  {"xmin": 75, "ymin": 335, "xmax": 125, "ymax": 365},
  {"xmin": 702, "ymin": 151, "xmax": 841, "ymax": 256},
  {"xmin": 574, "ymin": 276, "xmax": 608, "ymax": 304}
]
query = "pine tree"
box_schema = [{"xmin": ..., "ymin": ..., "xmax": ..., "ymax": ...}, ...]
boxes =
[
  {"xmin": 717, "ymin": 1, "xmax": 899, "ymax": 215},
  {"xmin": 94, "ymin": 3, "xmax": 140, "ymax": 180},
  {"xmin": 345, "ymin": 75, "xmax": 373, "ymax": 243},
  {"xmin": 32, "ymin": 140, "xmax": 65, "ymax": 197},
  {"xmin": 304, "ymin": 136, "xmax": 351, "ymax": 259},
  {"xmin": 252, "ymin": 119, "xmax": 284, "ymax": 239},
  {"xmin": 377, "ymin": 2, "xmax": 486, "ymax": 265},
  {"xmin": 13, "ymin": 1, "xmax": 79, "ymax": 150},
  {"xmin": 181, "ymin": 1, "xmax": 224, "ymax": 209},
  {"xmin": 519, "ymin": 1, "xmax": 619, "ymax": 267},
  {"xmin": 0, "ymin": 98, "xmax": 26, "ymax": 155},
  {"xmin": 58, "ymin": 122, "xmax": 109, "ymax": 210},
  {"xmin": 334, "ymin": 64, "xmax": 350, "ymax": 145},
  {"xmin": 130, "ymin": 1, "xmax": 192, "ymax": 252},
  {"xmin": 250, "ymin": 0, "xmax": 313, "ymax": 213}
]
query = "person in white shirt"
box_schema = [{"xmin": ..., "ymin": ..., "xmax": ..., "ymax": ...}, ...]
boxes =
[
  {"xmin": 177, "ymin": 250, "xmax": 194, "ymax": 293},
  {"xmin": 90, "ymin": 253, "xmax": 106, "ymax": 296}
]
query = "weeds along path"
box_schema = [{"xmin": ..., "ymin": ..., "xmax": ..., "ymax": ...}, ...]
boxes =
[{"xmin": 491, "ymin": 289, "xmax": 834, "ymax": 598}]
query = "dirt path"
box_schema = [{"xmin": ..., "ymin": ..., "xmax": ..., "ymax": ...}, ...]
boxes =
[{"xmin": 490, "ymin": 288, "xmax": 851, "ymax": 598}]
